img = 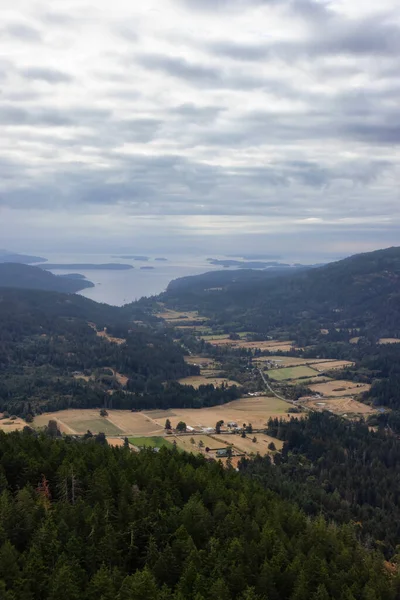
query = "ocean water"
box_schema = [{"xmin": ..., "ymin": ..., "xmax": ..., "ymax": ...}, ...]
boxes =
[
  {"xmin": 37, "ymin": 252, "xmax": 331, "ymax": 307},
  {"xmin": 39, "ymin": 254, "xmax": 222, "ymax": 306}
]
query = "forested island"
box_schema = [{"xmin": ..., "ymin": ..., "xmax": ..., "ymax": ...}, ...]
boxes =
[{"xmin": 207, "ymin": 258, "xmax": 291, "ymax": 268}]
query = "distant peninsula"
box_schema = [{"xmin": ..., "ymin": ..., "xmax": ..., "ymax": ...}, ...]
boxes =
[
  {"xmin": 227, "ymin": 254, "xmax": 282, "ymax": 260},
  {"xmin": 155, "ymin": 258, "xmax": 168, "ymax": 261},
  {"xmin": 140, "ymin": 266, "xmax": 155, "ymax": 270},
  {"xmin": 0, "ymin": 250, "xmax": 47, "ymax": 265},
  {"xmin": 38, "ymin": 263, "xmax": 134, "ymax": 271},
  {"xmin": 207, "ymin": 259, "xmax": 289, "ymax": 269},
  {"xmin": 0, "ymin": 264, "xmax": 94, "ymax": 293}
]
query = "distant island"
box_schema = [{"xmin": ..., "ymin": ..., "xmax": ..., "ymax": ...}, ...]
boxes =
[
  {"xmin": 155, "ymin": 258, "xmax": 168, "ymax": 262},
  {"xmin": 0, "ymin": 250, "xmax": 47, "ymax": 265},
  {"xmin": 113, "ymin": 255, "xmax": 149, "ymax": 261},
  {"xmin": 207, "ymin": 259, "xmax": 290, "ymax": 269},
  {"xmin": 227, "ymin": 253, "xmax": 282, "ymax": 260},
  {"xmin": 38, "ymin": 263, "xmax": 134, "ymax": 271},
  {"xmin": 140, "ymin": 266, "xmax": 155, "ymax": 270}
]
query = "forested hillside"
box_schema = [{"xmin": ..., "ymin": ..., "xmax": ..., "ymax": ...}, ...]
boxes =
[
  {"xmin": 0, "ymin": 263, "xmax": 94, "ymax": 293},
  {"xmin": 0, "ymin": 289, "xmax": 210, "ymax": 416},
  {"xmin": 163, "ymin": 247, "xmax": 400, "ymax": 337},
  {"xmin": 0, "ymin": 429, "xmax": 396, "ymax": 600},
  {"xmin": 241, "ymin": 412, "xmax": 400, "ymax": 558}
]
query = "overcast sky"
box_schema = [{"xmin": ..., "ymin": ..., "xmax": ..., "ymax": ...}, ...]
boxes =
[{"xmin": 1, "ymin": 0, "xmax": 399, "ymax": 258}]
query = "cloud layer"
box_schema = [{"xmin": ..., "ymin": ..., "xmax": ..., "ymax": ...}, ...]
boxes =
[{"xmin": 0, "ymin": 0, "xmax": 399, "ymax": 257}]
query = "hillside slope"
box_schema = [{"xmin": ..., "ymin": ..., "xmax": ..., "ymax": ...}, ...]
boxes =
[
  {"xmin": 163, "ymin": 247, "xmax": 400, "ymax": 336},
  {"xmin": 0, "ymin": 432, "xmax": 395, "ymax": 600},
  {"xmin": 0, "ymin": 289, "xmax": 225, "ymax": 416},
  {"xmin": 0, "ymin": 263, "xmax": 94, "ymax": 293}
]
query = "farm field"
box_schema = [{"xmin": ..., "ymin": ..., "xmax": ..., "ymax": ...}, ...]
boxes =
[
  {"xmin": 267, "ymin": 365, "xmax": 319, "ymax": 381},
  {"xmin": 299, "ymin": 376, "xmax": 332, "ymax": 385},
  {"xmin": 256, "ymin": 356, "xmax": 312, "ymax": 367},
  {"xmin": 173, "ymin": 435, "xmax": 226, "ymax": 452},
  {"xmin": 157, "ymin": 308, "xmax": 207, "ymax": 324},
  {"xmin": 178, "ymin": 375, "xmax": 240, "ymax": 388},
  {"xmin": 128, "ymin": 436, "xmax": 173, "ymax": 449},
  {"xmin": 175, "ymin": 326, "xmax": 211, "ymax": 334},
  {"xmin": 145, "ymin": 396, "xmax": 291, "ymax": 431},
  {"xmin": 0, "ymin": 417, "xmax": 26, "ymax": 432},
  {"xmin": 256, "ymin": 357, "xmax": 352, "ymax": 369},
  {"xmin": 311, "ymin": 360, "xmax": 354, "ymax": 371},
  {"xmin": 107, "ymin": 437, "xmax": 126, "ymax": 447},
  {"xmin": 301, "ymin": 396, "xmax": 376, "ymax": 417},
  {"xmin": 33, "ymin": 409, "xmax": 164, "ymax": 436},
  {"xmin": 31, "ymin": 397, "xmax": 290, "ymax": 439},
  {"xmin": 184, "ymin": 356, "xmax": 218, "ymax": 367},
  {"xmin": 207, "ymin": 339, "xmax": 295, "ymax": 352},
  {"xmin": 216, "ymin": 433, "xmax": 284, "ymax": 456},
  {"xmin": 200, "ymin": 334, "xmax": 232, "ymax": 341},
  {"xmin": 200, "ymin": 332, "xmax": 251, "ymax": 341},
  {"xmin": 308, "ymin": 380, "xmax": 371, "ymax": 397}
]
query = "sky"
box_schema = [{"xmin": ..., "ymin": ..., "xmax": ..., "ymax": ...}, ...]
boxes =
[{"xmin": 0, "ymin": 0, "xmax": 399, "ymax": 259}]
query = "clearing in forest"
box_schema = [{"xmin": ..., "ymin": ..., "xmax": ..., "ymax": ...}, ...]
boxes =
[
  {"xmin": 311, "ymin": 360, "xmax": 354, "ymax": 371},
  {"xmin": 144, "ymin": 396, "xmax": 291, "ymax": 431},
  {"xmin": 0, "ymin": 417, "xmax": 26, "ymax": 432},
  {"xmin": 205, "ymin": 339, "xmax": 295, "ymax": 352},
  {"xmin": 379, "ymin": 338, "xmax": 400, "ymax": 345},
  {"xmin": 88, "ymin": 323, "xmax": 126, "ymax": 344},
  {"xmin": 178, "ymin": 375, "xmax": 240, "ymax": 388},
  {"xmin": 308, "ymin": 380, "xmax": 371, "ymax": 397},
  {"xmin": 128, "ymin": 436, "xmax": 172, "ymax": 449},
  {"xmin": 267, "ymin": 366, "xmax": 318, "ymax": 381},
  {"xmin": 184, "ymin": 356, "xmax": 218, "ymax": 367},
  {"xmin": 157, "ymin": 308, "xmax": 207, "ymax": 324},
  {"xmin": 301, "ymin": 396, "xmax": 376, "ymax": 417},
  {"xmin": 172, "ymin": 435, "xmax": 226, "ymax": 452},
  {"xmin": 33, "ymin": 409, "xmax": 164, "ymax": 436},
  {"xmin": 215, "ymin": 432, "xmax": 284, "ymax": 456}
]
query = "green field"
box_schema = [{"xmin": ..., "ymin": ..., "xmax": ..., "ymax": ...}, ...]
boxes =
[
  {"xmin": 267, "ymin": 365, "xmax": 318, "ymax": 381},
  {"xmin": 200, "ymin": 334, "xmax": 230, "ymax": 340},
  {"xmin": 72, "ymin": 418, "xmax": 122, "ymax": 435},
  {"xmin": 128, "ymin": 436, "xmax": 173, "ymax": 449}
]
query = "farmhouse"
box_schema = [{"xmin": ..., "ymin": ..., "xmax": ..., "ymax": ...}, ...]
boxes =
[{"xmin": 216, "ymin": 448, "xmax": 229, "ymax": 458}]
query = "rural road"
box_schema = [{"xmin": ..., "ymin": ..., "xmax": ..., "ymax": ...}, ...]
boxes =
[
  {"xmin": 258, "ymin": 368, "xmax": 314, "ymax": 413},
  {"xmin": 258, "ymin": 368, "xmax": 292, "ymax": 404}
]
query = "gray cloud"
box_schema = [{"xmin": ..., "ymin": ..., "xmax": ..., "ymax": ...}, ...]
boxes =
[
  {"xmin": 205, "ymin": 14, "xmax": 400, "ymax": 63},
  {"xmin": 3, "ymin": 23, "xmax": 42, "ymax": 42},
  {"xmin": 136, "ymin": 52, "xmax": 293, "ymax": 91},
  {"xmin": 0, "ymin": 0, "xmax": 399, "ymax": 257},
  {"xmin": 137, "ymin": 54, "xmax": 221, "ymax": 84},
  {"xmin": 19, "ymin": 67, "xmax": 72, "ymax": 83}
]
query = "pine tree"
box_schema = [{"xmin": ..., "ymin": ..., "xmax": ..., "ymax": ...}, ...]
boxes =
[
  {"xmin": 48, "ymin": 563, "xmax": 81, "ymax": 600},
  {"xmin": 87, "ymin": 564, "xmax": 116, "ymax": 600},
  {"xmin": 117, "ymin": 568, "xmax": 159, "ymax": 600}
]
